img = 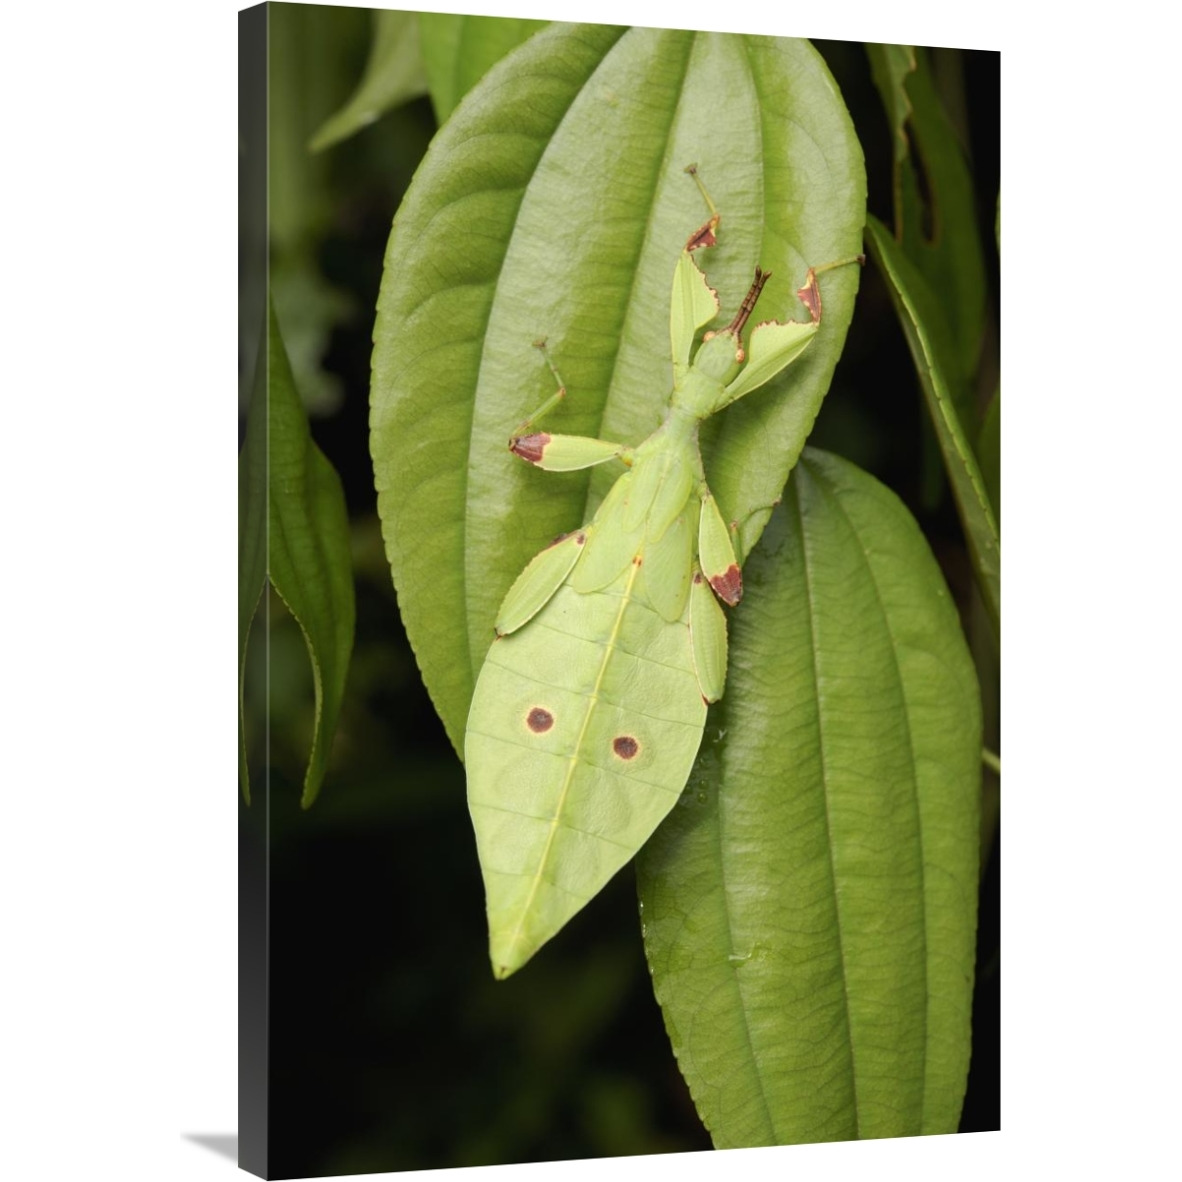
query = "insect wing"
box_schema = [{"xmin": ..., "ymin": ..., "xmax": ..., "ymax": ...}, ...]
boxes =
[
  {"xmin": 640, "ymin": 503, "xmax": 696, "ymax": 622},
  {"xmin": 570, "ymin": 471, "xmax": 645, "ymax": 594},
  {"xmin": 495, "ymin": 529, "xmax": 587, "ymax": 635},
  {"xmin": 465, "ymin": 564, "xmax": 707, "ymax": 977},
  {"xmin": 511, "ymin": 433, "xmax": 627, "ymax": 472},
  {"xmin": 623, "ymin": 448, "xmax": 694, "ymax": 536},
  {"xmin": 689, "ymin": 570, "xmax": 728, "ymax": 702},
  {"xmin": 698, "ymin": 492, "xmax": 742, "ymax": 605}
]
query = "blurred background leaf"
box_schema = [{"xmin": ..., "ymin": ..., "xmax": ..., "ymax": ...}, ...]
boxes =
[
  {"xmin": 867, "ymin": 44, "xmax": 985, "ymax": 405},
  {"xmin": 866, "ymin": 43, "xmax": 988, "ymax": 512},
  {"xmin": 238, "ymin": 316, "xmax": 268, "ymax": 802},
  {"xmin": 239, "ymin": 302, "xmax": 356, "ymax": 808},
  {"xmin": 266, "ymin": 301, "xmax": 356, "ymax": 808},
  {"xmin": 865, "ymin": 215, "xmax": 999, "ymax": 644},
  {"xmin": 269, "ymin": 3, "xmax": 370, "ymax": 415},
  {"xmin": 978, "ymin": 391, "xmax": 1000, "ymax": 525},
  {"xmin": 310, "ymin": 8, "xmax": 428, "ymax": 152},
  {"xmin": 866, "ymin": 42, "xmax": 915, "ymax": 174},
  {"xmin": 419, "ymin": 11, "xmax": 549, "ymax": 124}
]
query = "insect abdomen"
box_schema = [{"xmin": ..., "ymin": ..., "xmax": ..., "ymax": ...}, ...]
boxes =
[{"xmin": 464, "ymin": 564, "xmax": 706, "ymax": 977}]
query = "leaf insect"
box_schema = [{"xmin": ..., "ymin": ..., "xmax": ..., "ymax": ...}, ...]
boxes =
[{"xmin": 465, "ymin": 166, "xmax": 863, "ymax": 978}]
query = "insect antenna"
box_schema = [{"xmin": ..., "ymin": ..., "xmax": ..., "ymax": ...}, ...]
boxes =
[{"xmin": 724, "ymin": 266, "xmax": 772, "ymax": 337}]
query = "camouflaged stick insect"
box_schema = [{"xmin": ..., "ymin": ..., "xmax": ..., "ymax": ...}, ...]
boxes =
[{"xmin": 464, "ymin": 166, "xmax": 863, "ymax": 978}]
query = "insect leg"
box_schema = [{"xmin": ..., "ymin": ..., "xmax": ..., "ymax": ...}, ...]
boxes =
[
  {"xmin": 795, "ymin": 254, "xmax": 866, "ymax": 324},
  {"xmin": 670, "ymin": 166, "xmax": 727, "ymax": 378},
  {"xmin": 510, "ymin": 434, "xmax": 632, "ymax": 472},
  {"xmin": 495, "ymin": 529, "xmax": 588, "ymax": 636},
  {"xmin": 511, "ymin": 339, "xmax": 570, "ymax": 435},
  {"xmin": 683, "ymin": 163, "xmax": 720, "ymax": 250},
  {"xmin": 689, "ymin": 566, "xmax": 728, "ymax": 702},
  {"xmin": 698, "ymin": 490, "xmax": 743, "ymax": 605},
  {"xmin": 510, "ymin": 339, "xmax": 633, "ymax": 471}
]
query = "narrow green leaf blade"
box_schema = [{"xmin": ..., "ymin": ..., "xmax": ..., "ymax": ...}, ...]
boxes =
[
  {"xmin": 637, "ymin": 447, "xmax": 982, "ymax": 1145},
  {"xmin": 866, "ymin": 43, "xmax": 916, "ymax": 174},
  {"xmin": 865, "ymin": 214, "xmax": 999, "ymax": 636},
  {"xmin": 309, "ymin": 8, "xmax": 428, "ymax": 152},
  {"xmin": 266, "ymin": 303, "xmax": 356, "ymax": 808},
  {"xmin": 978, "ymin": 390, "xmax": 1000, "ymax": 527},
  {"xmin": 418, "ymin": 12, "xmax": 549, "ymax": 125},
  {"xmin": 371, "ymin": 27, "xmax": 866, "ymax": 754}
]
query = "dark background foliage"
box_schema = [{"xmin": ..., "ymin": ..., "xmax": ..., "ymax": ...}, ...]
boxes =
[{"xmin": 243, "ymin": 8, "xmax": 998, "ymax": 1175}]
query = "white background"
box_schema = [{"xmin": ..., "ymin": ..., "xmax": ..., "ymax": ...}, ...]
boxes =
[{"xmin": 2, "ymin": 1, "xmax": 1177, "ymax": 1179}]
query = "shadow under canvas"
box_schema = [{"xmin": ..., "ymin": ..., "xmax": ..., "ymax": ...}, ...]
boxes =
[{"xmin": 185, "ymin": 1133, "xmax": 239, "ymax": 1163}]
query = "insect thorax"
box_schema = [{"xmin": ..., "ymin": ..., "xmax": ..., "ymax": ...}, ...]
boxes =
[
  {"xmin": 671, "ymin": 332, "xmax": 742, "ymax": 420},
  {"xmin": 671, "ymin": 333, "xmax": 742, "ymax": 420}
]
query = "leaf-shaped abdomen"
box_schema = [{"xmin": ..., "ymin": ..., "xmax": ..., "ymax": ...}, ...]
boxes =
[{"xmin": 464, "ymin": 561, "xmax": 707, "ymax": 978}]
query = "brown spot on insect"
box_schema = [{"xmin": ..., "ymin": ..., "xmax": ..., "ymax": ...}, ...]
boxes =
[
  {"xmin": 612, "ymin": 735, "xmax": 640, "ymax": 760},
  {"xmin": 686, "ymin": 215, "xmax": 719, "ymax": 252},
  {"xmin": 796, "ymin": 271, "xmax": 822, "ymax": 324},
  {"xmin": 709, "ymin": 563, "xmax": 743, "ymax": 606},
  {"xmin": 526, "ymin": 707, "xmax": 554, "ymax": 734},
  {"xmin": 797, "ymin": 253, "xmax": 866, "ymax": 325},
  {"xmin": 632, "ymin": 555, "xmax": 643, "ymax": 566},
  {"xmin": 683, "ymin": 164, "xmax": 720, "ymax": 251},
  {"xmin": 510, "ymin": 433, "xmax": 551, "ymax": 464}
]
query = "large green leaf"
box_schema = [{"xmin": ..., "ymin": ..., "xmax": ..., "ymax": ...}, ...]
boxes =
[
  {"xmin": 637, "ymin": 448, "xmax": 981, "ymax": 1145},
  {"xmin": 418, "ymin": 12, "xmax": 549, "ymax": 125},
  {"xmin": 371, "ymin": 25, "xmax": 866, "ymax": 755},
  {"xmin": 239, "ymin": 302, "xmax": 356, "ymax": 807},
  {"xmin": 865, "ymin": 215, "xmax": 999, "ymax": 639},
  {"xmin": 309, "ymin": 8, "xmax": 428, "ymax": 153}
]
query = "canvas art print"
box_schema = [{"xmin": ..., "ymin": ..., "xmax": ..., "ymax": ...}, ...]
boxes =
[{"xmin": 239, "ymin": 5, "xmax": 999, "ymax": 1178}]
